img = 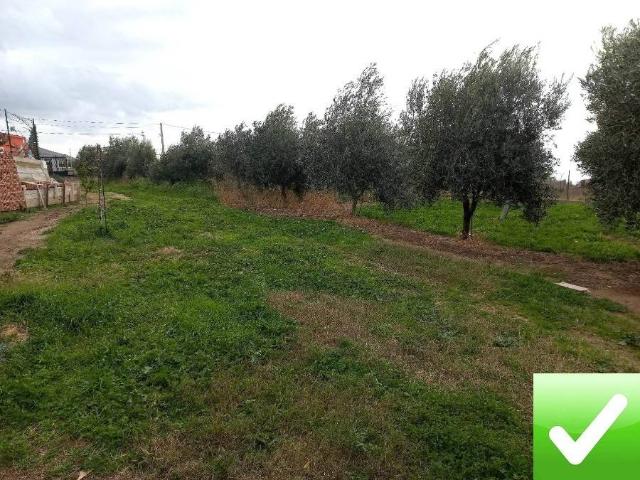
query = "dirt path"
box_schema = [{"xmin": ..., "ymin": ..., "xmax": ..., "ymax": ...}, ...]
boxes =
[
  {"xmin": 216, "ymin": 184, "xmax": 640, "ymax": 313},
  {"xmin": 340, "ymin": 217, "xmax": 640, "ymax": 313},
  {"xmin": 0, "ymin": 192, "xmax": 129, "ymax": 276},
  {"xmin": 0, "ymin": 207, "xmax": 78, "ymax": 275}
]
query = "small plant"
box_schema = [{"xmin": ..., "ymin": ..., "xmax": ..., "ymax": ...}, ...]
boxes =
[
  {"xmin": 493, "ymin": 333, "xmax": 521, "ymax": 348},
  {"xmin": 75, "ymin": 145, "xmax": 98, "ymax": 205}
]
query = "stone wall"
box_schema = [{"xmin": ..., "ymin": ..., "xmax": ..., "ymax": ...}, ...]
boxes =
[
  {"xmin": 23, "ymin": 183, "xmax": 79, "ymax": 209},
  {"xmin": 0, "ymin": 154, "xmax": 25, "ymax": 212}
]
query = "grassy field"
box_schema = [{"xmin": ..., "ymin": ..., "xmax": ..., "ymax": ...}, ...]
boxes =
[
  {"xmin": 359, "ymin": 200, "xmax": 640, "ymax": 262},
  {"xmin": 1, "ymin": 183, "xmax": 639, "ymax": 479}
]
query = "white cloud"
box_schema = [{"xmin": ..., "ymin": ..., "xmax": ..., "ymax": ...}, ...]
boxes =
[{"xmin": 1, "ymin": 0, "xmax": 636, "ymax": 178}]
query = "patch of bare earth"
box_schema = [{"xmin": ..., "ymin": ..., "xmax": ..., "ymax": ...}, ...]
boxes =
[
  {"xmin": 0, "ymin": 323, "xmax": 28, "ymax": 343},
  {"xmin": 0, "ymin": 207, "xmax": 78, "ymax": 276},
  {"xmin": 217, "ymin": 183, "xmax": 640, "ymax": 314},
  {"xmin": 216, "ymin": 180, "xmax": 351, "ymax": 219},
  {"xmin": 85, "ymin": 191, "xmax": 131, "ymax": 203},
  {"xmin": 155, "ymin": 246, "xmax": 183, "ymax": 258},
  {"xmin": 0, "ymin": 469, "xmax": 149, "ymax": 480},
  {"xmin": 266, "ymin": 291, "xmax": 603, "ymax": 416},
  {"xmin": 340, "ymin": 216, "xmax": 640, "ymax": 314}
]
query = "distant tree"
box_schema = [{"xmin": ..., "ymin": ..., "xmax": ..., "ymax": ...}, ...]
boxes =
[
  {"xmin": 151, "ymin": 127, "xmax": 214, "ymax": 184},
  {"xmin": 75, "ymin": 145, "xmax": 99, "ymax": 204},
  {"xmin": 406, "ymin": 46, "xmax": 569, "ymax": 238},
  {"xmin": 214, "ymin": 123, "xmax": 253, "ymax": 184},
  {"xmin": 300, "ymin": 112, "xmax": 329, "ymax": 189},
  {"xmin": 249, "ymin": 104, "xmax": 305, "ymax": 198},
  {"xmin": 374, "ymin": 125, "xmax": 413, "ymax": 209},
  {"xmin": 28, "ymin": 123, "xmax": 40, "ymax": 160},
  {"xmin": 575, "ymin": 21, "xmax": 640, "ymax": 229},
  {"xmin": 399, "ymin": 78, "xmax": 429, "ymax": 158},
  {"xmin": 103, "ymin": 136, "xmax": 131, "ymax": 179},
  {"xmin": 125, "ymin": 138, "xmax": 156, "ymax": 179},
  {"xmin": 76, "ymin": 136, "xmax": 156, "ymax": 180},
  {"xmin": 324, "ymin": 63, "xmax": 396, "ymax": 213}
]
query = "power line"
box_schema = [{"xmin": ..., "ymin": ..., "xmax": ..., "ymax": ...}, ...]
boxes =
[
  {"xmin": 35, "ymin": 122, "xmax": 150, "ymax": 129},
  {"xmin": 3, "ymin": 109, "xmax": 222, "ymax": 142},
  {"xmin": 36, "ymin": 131, "xmax": 147, "ymax": 136},
  {"xmin": 163, "ymin": 123, "xmax": 220, "ymax": 135},
  {"xmin": 36, "ymin": 117, "xmax": 146, "ymax": 126}
]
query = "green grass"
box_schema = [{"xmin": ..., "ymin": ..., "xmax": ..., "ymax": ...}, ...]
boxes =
[
  {"xmin": 0, "ymin": 211, "xmax": 28, "ymax": 225},
  {"xmin": 359, "ymin": 199, "xmax": 640, "ymax": 262},
  {"xmin": 1, "ymin": 182, "xmax": 638, "ymax": 478}
]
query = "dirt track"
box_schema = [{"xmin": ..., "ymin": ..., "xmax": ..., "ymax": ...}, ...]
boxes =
[
  {"xmin": 216, "ymin": 183, "xmax": 640, "ymax": 314},
  {"xmin": 339, "ymin": 217, "xmax": 640, "ymax": 313},
  {"xmin": 2, "ymin": 190, "xmax": 639, "ymax": 313},
  {"xmin": 0, "ymin": 207, "xmax": 77, "ymax": 275}
]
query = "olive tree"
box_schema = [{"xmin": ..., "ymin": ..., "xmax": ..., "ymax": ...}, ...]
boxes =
[
  {"xmin": 300, "ymin": 112, "xmax": 329, "ymax": 189},
  {"xmin": 125, "ymin": 138, "xmax": 156, "ymax": 179},
  {"xmin": 575, "ymin": 21, "xmax": 640, "ymax": 229},
  {"xmin": 151, "ymin": 127, "xmax": 214, "ymax": 183},
  {"xmin": 406, "ymin": 46, "xmax": 569, "ymax": 238},
  {"xmin": 75, "ymin": 145, "xmax": 98, "ymax": 204},
  {"xmin": 102, "ymin": 136, "xmax": 130, "ymax": 179},
  {"xmin": 249, "ymin": 104, "xmax": 305, "ymax": 198},
  {"xmin": 213, "ymin": 123, "xmax": 253, "ymax": 183},
  {"xmin": 324, "ymin": 64, "xmax": 396, "ymax": 213}
]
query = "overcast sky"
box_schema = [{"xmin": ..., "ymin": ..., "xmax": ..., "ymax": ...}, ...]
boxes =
[{"xmin": 1, "ymin": 0, "xmax": 637, "ymax": 180}]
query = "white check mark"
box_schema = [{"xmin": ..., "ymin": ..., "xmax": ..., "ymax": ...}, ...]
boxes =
[{"xmin": 549, "ymin": 393, "xmax": 628, "ymax": 465}]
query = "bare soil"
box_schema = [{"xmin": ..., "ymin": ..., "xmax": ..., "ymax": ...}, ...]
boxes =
[
  {"xmin": 340, "ymin": 217, "xmax": 640, "ymax": 311},
  {"xmin": 0, "ymin": 192, "xmax": 130, "ymax": 277},
  {"xmin": 0, "ymin": 323, "xmax": 28, "ymax": 343},
  {"xmin": 217, "ymin": 185, "xmax": 640, "ymax": 314},
  {"xmin": 0, "ymin": 207, "xmax": 78, "ymax": 275}
]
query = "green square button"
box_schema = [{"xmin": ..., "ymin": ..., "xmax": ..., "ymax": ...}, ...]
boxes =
[{"xmin": 534, "ymin": 373, "xmax": 640, "ymax": 479}]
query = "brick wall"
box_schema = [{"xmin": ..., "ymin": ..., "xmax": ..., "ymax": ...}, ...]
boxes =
[{"xmin": 0, "ymin": 153, "xmax": 25, "ymax": 212}]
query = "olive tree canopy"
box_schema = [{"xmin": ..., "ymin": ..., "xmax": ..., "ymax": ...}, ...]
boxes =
[
  {"xmin": 324, "ymin": 63, "xmax": 397, "ymax": 213},
  {"xmin": 404, "ymin": 46, "xmax": 569, "ymax": 238},
  {"xmin": 151, "ymin": 127, "xmax": 214, "ymax": 184},
  {"xmin": 249, "ymin": 104, "xmax": 305, "ymax": 198},
  {"xmin": 575, "ymin": 21, "xmax": 640, "ymax": 229},
  {"xmin": 213, "ymin": 123, "xmax": 253, "ymax": 183}
]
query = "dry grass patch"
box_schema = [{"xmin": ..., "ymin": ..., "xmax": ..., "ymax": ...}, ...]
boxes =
[
  {"xmin": 235, "ymin": 434, "xmax": 352, "ymax": 480},
  {"xmin": 0, "ymin": 323, "xmax": 28, "ymax": 343},
  {"xmin": 155, "ymin": 246, "xmax": 183, "ymax": 258},
  {"xmin": 267, "ymin": 291, "xmax": 617, "ymax": 416},
  {"xmin": 85, "ymin": 192, "xmax": 132, "ymax": 204},
  {"xmin": 216, "ymin": 180, "xmax": 352, "ymax": 219},
  {"xmin": 269, "ymin": 292, "xmax": 509, "ymax": 400},
  {"xmin": 568, "ymin": 330, "xmax": 640, "ymax": 371},
  {"xmin": 268, "ymin": 291, "xmax": 383, "ymax": 349}
]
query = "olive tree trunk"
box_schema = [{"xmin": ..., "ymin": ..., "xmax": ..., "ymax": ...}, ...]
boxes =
[{"xmin": 461, "ymin": 196, "xmax": 479, "ymax": 239}]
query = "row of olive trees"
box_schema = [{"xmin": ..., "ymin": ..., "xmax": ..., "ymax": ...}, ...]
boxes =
[
  {"xmin": 76, "ymin": 136, "xmax": 157, "ymax": 181},
  {"xmin": 77, "ymin": 43, "xmax": 570, "ymax": 238},
  {"xmin": 77, "ymin": 21, "xmax": 640, "ymax": 236},
  {"xmin": 155, "ymin": 45, "xmax": 569, "ymax": 238},
  {"xmin": 151, "ymin": 66, "xmax": 401, "ymax": 215}
]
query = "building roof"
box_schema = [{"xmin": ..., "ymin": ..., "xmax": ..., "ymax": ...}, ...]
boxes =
[{"xmin": 39, "ymin": 147, "xmax": 73, "ymax": 159}]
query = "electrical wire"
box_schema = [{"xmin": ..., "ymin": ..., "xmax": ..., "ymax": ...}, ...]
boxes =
[{"xmin": 3, "ymin": 109, "xmax": 221, "ymax": 139}]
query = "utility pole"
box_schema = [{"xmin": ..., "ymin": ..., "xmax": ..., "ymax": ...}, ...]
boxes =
[
  {"xmin": 4, "ymin": 109, "xmax": 12, "ymax": 156},
  {"xmin": 566, "ymin": 170, "xmax": 571, "ymax": 201},
  {"xmin": 159, "ymin": 122, "xmax": 165, "ymax": 155}
]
